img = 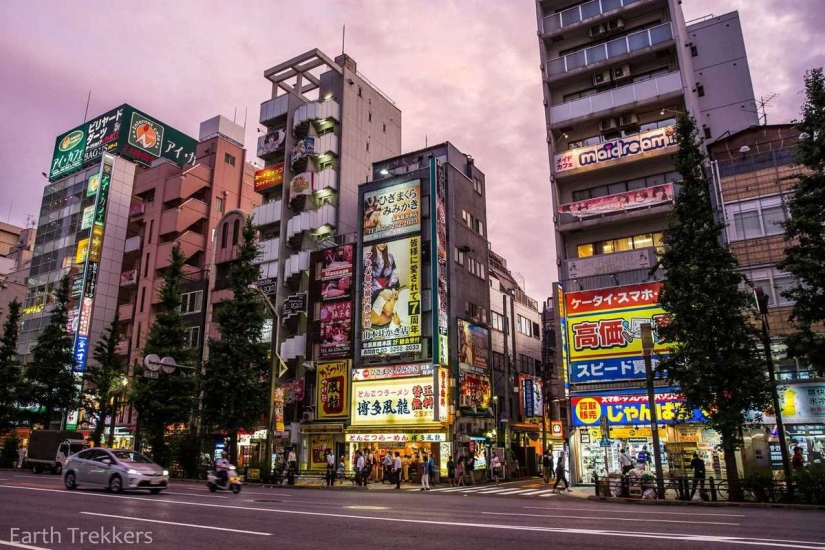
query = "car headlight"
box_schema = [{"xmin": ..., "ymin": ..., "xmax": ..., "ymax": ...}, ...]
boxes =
[
  {"xmin": 127, "ymin": 468, "xmax": 140, "ymax": 475},
  {"xmin": 162, "ymin": 470, "xmax": 169, "ymax": 476}
]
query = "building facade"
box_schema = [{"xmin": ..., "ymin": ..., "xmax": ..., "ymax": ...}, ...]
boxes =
[{"xmin": 536, "ymin": 1, "xmax": 759, "ymax": 482}]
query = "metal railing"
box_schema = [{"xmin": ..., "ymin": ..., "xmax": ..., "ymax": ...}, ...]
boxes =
[
  {"xmin": 546, "ymin": 22, "xmax": 673, "ymax": 76},
  {"xmin": 542, "ymin": 0, "xmax": 644, "ymax": 34},
  {"xmin": 593, "ymin": 473, "xmax": 801, "ymax": 503}
]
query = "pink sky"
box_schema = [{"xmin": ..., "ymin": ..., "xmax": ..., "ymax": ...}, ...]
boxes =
[{"xmin": 1, "ymin": 0, "xmax": 822, "ymax": 301}]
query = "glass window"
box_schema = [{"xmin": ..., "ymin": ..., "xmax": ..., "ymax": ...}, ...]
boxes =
[
  {"xmin": 572, "ymin": 189, "xmax": 591, "ymax": 202},
  {"xmin": 774, "ymin": 276, "xmax": 795, "ymax": 304},
  {"xmin": 597, "ymin": 240, "xmax": 614, "ymax": 254},
  {"xmin": 633, "ymin": 234, "xmax": 654, "ymax": 248},
  {"xmin": 762, "ymin": 207, "xmax": 786, "ymax": 235},
  {"xmin": 608, "ymin": 182, "xmax": 627, "ymax": 195},
  {"xmin": 577, "ymin": 243, "xmax": 594, "ymax": 258},
  {"xmin": 591, "ymin": 186, "xmax": 609, "ymax": 198},
  {"xmin": 614, "ymin": 237, "xmax": 634, "ymax": 252},
  {"xmin": 646, "ymin": 173, "xmax": 665, "ymax": 187},
  {"xmin": 733, "ymin": 210, "xmax": 762, "ymax": 239},
  {"xmin": 627, "ymin": 178, "xmax": 646, "ymax": 190},
  {"xmin": 224, "ymin": 153, "xmax": 236, "ymax": 166}
]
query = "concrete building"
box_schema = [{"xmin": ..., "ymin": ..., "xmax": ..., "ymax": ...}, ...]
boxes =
[
  {"xmin": 251, "ymin": 49, "xmax": 402, "ymax": 455},
  {"xmin": 0, "ymin": 222, "xmax": 23, "ymax": 259},
  {"xmin": 536, "ymin": 1, "xmax": 759, "ymax": 482}
]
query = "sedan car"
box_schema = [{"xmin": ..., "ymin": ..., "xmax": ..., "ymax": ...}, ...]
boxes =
[{"xmin": 63, "ymin": 448, "xmax": 169, "ymax": 494}]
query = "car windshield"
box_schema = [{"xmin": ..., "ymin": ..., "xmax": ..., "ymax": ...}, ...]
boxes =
[{"xmin": 112, "ymin": 451, "xmax": 154, "ymax": 464}]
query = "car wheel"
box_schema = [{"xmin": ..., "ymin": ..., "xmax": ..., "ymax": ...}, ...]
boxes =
[
  {"xmin": 109, "ymin": 475, "xmax": 123, "ymax": 494},
  {"xmin": 64, "ymin": 472, "xmax": 77, "ymax": 490},
  {"xmin": 149, "ymin": 489, "xmax": 162, "ymax": 495},
  {"xmin": 53, "ymin": 464, "xmax": 62, "ymax": 475},
  {"xmin": 231, "ymin": 484, "xmax": 241, "ymax": 494}
]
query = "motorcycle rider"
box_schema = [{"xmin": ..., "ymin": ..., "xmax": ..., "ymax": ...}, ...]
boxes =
[{"xmin": 215, "ymin": 451, "xmax": 231, "ymax": 487}]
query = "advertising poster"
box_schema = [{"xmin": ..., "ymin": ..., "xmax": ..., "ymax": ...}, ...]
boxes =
[
  {"xmin": 361, "ymin": 236, "xmax": 421, "ymax": 357},
  {"xmin": 282, "ymin": 292, "xmax": 308, "ymax": 319},
  {"xmin": 289, "ymin": 172, "xmax": 314, "ymax": 197},
  {"xmin": 320, "ymin": 302, "xmax": 352, "ymax": 359},
  {"xmin": 571, "ymin": 388, "xmax": 706, "ymax": 427},
  {"xmin": 254, "ymin": 163, "xmax": 284, "ymax": 192},
  {"xmin": 350, "ymin": 374, "xmax": 440, "ymax": 426},
  {"xmin": 363, "ymin": 179, "xmax": 421, "ymax": 242},
  {"xmin": 259, "ymin": 128, "xmax": 286, "ymax": 156},
  {"xmin": 761, "ymin": 383, "xmax": 825, "ymax": 424},
  {"xmin": 291, "ymin": 137, "xmax": 315, "ymax": 165},
  {"xmin": 310, "ymin": 434, "xmax": 334, "ymax": 469},
  {"xmin": 432, "ymin": 160, "xmax": 449, "ymax": 365},
  {"xmin": 458, "ymin": 319, "xmax": 491, "ymax": 410},
  {"xmin": 273, "ymin": 387, "xmax": 285, "ymax": 434},
  {"xmin": 518, "ymin": 374, "xmax": 544, "ymax": 419},
  {"xmin": 320, "ymin": 249, "xmax": 354, "ymax": 301},
  {"xmin": 554, "ymin": 124, "xmax": 677, "ymax": 173},
  {"xmin": 352, "ymin": 363, "xmax": 433, "ymax": 382},
  {"xmin": 559, "ymin": 183, "xmax": 674, "ymax": 217},
  {"xmin": 459, "ymin": 367, "xmax": 491, "ymax": 410},
  {"xmin": 564, "ymin": 282, "xmax": 669, "ymax": 383},
  {"xmin": 317, "ymin": 360, "xmax": 349, "ymax": 419},
  {"xmin": 283, "ymin": 379, "xmax": 305, "ymax": 405}
]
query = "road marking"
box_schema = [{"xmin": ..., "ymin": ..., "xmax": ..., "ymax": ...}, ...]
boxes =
[
  {"xmin": 492, "ymin": 489, "xmax": 542, "ymax": 495},
  {"xmin": 0, "ymin": 541, "xmax": 51, "ymax": 550},
  {"xmin": 3, "ymin": 484, "xmax": 823, "ymax": 549},
  {"xmin": 522, "ymin": 506, "xmax": 747, "ymax": 518},
  {"xmin": 164, "ymin": 491, "xmax": 228, "ymax": 499},
  {"xmin": 79, "ymin": 512, "xmax": 271, "ymax": 536},
  {"xmin": 481, "ymin": 511, "xmax": 738, "ymax": 526}
]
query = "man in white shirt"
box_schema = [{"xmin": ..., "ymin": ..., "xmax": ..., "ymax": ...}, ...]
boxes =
[
  {"xmin": 325, "ymin": 449, "xmax": 336, "ymax": 487},
  {"xmin": 215, "ymin": 451, "xmax": 231, "ymax": 486},
  {"xmin": 355, "ymin": 451, "xmax": 367, "ymax": 487},
  {"xmin": 619, "ymin": 448, "xmax": 633, "ymax": 475},
  {"xmin": 393, "ymin": 452, "xmax": 402, "ymax": 489},
  {"xmin": 383, "ymin": 452, "xmax": 392, "ymax": 484}
]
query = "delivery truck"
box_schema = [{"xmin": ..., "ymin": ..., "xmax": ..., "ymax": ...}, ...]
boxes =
[{"xmin": 25, "ymin": 430, "xmax": 88, "ymax": 474}]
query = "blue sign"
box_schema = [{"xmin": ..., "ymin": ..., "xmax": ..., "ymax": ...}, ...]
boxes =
[
  {"xmin": 72, "ymin": 336, "xmax": 89, "ymax": 372},
  {"xmin": 571, "ymin": 356, "xmax": 668, "ymax": 383},
  {"xmin": 599, "ymin": 438, "xmax": 612, "ymax": 448}
]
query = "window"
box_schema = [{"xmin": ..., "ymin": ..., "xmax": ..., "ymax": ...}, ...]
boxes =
[
  {"xmin": 577, "ymin": 231, "xmax": 663, "ymax": 258},
  {"xmin": 136, "ymin": 322, "xmax": 142, "ymax": 348},
  {"xmin": 382, "ymin": 123, "xmax": 387, "ymax": 133},
  {"xmin": 148, "ymin": 220, "xmax": 154, "ymax": 244},
  {"xmin": 232, "ymin": 219, "xmax": 240, "ymax": 245},
  {"xmin": 690, "ymin": 45, "xmax": 698, "ymax": 57},
  {"xmin": 491, "ymin": 311, "xmax": 505, "ymax": 332},
  {"xmin": 358, "ymin": 86, "xmax": 363, "ymax": 97},
  {"xmin": 224, "ymin": 153, "xmax": 236, "ymax": 166},
  {"xmin": 467, "ymin": 257, "xmax": 485, "ymax": 279},
  {"xmin": 180, "ymin": 291, "xmax": 203, "ymax": 314},
  {"xmin": 533, "ymin": 321, "xmax": 541, "ymax": 340},
  {"xmin": 492, "ymin": 351, "xmax": 505, "ymax": 372},
  {"xmin": 726, "ymin": 197, "xmax": 787, "ymax": 241},
  {"xmin": 221, "ymin": 222, "xmax": 228, "ymax": 249},
  {"xmin": 365, "ymin": 142, "xmax": 370, "ymax": 152},
  {"xmin": 184, "ymin": 326, "xmax": 200, "ymax": 349},
  {"xmin": 461, "ymin": 210, "xmax": 484, "ymax": 236},
  {"xmin": 454, "ymin": 247, "xmax": 465, "ymax": 266},
  {"xmin": 744, "ymin": 269, "xmax": 797, "ymax": 307},
  {"xmin": 144, "ymin": 253, "xmax": 151, "ymax": 277},
  {"xmin": 703, "ymin": 126, "xmax": 712, "ymax": 140},
  {"xmin": 216, "ymin": 197, "xmax": 225, "ymax": 214},
  {"xmin": 697, "ymin": 84, "xmax": 705, "ymax": 97},
  {"xmin": 473, "ymin": 177, "xmax": 484, "ymax": 196},
  {"xmin": 139, "ymin": 287, "xmax": 146, "ymax": 313},
  {"xmin": 465, "ymin": 302, "xmax": 487, "ymax": 323},
  {"xmin": 368, "ymin": 112, "xmax": 372, "ymax": 122},
  {"xmin": 517, "ymin": 315, "xmax": 535, "ymax": 337}
]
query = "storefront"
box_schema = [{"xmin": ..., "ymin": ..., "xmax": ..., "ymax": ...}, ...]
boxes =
[
  {"xmin": 759, "ymin": 381, "xmax": 825, "ymax": 472},
  {"xmin": 570, "ymin": 388, "xmax": 723, "ymax": 483},
  {"xmin": 347, "ymin": 363, "xmax": 451, "ymax": 480},
  {"xmin": 302, "ymin": 423, "xmax": 346, "ymax": 471}
]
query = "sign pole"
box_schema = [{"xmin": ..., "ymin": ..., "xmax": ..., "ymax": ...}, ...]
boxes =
[{"xmin": 641, "ymin": 322, "xmax": 665, "ymax": 499}]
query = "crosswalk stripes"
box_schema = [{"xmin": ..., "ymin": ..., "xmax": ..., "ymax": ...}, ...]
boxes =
[{"xmin": 406, "ymin": 485, "xmax": 559, "ymax": 498}]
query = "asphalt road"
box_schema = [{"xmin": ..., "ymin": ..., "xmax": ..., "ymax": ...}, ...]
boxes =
[{"xmin": 0, "ymin": 470, "xmax": 823, "ymax": 550}]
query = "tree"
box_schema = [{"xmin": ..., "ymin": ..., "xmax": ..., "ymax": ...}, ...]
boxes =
[
  {"xmin": 202, "ymin": 217, "xmax": 269, "ymax": 465},
  {"xmin": 21, "ymin": 275, "xmax": 77, "ymax": 428},
  {"xmin": 129, "ymin": 244, "xmax": 198, "ymax": 467},
  {"xmin": 82, "ymin": 311, "xmax": 123, "ymax": 447},
  {"xmin": 655, "ymin": 114, "xmax": 772, "ymax": 497},
  {"xmin": 0, "ymin": 298, "xmax": 22, "ymax": 431},
  {"xmin": 778, "ymin": 67, "xmax": 825, "ymax": 377}
]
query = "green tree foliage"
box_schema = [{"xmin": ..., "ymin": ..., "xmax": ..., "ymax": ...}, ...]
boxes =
[
  {"xmin": 21, "ymin": 275, "xmax": 77, "ymax": 428},
  {"xmin": 778, "ymin": 67, "xmax": 825, "ymax": 377},
  {"xmin": 129, "ymin": 244, "xmax": 197, "ymax": 467},
  {"xmin": 82, "ymin": 311, "xmax": 123, "ymax": 446},
  {"xmin": 0, "ymin": 299, "xmax": 22, "ymax": 431},
  {"xmin": 202, "ymin": 217, "xmax": 269, "ymax": 464},
  {"xmin": 656, "ymin": 114, "xmax": 771, "ymax": 493}
]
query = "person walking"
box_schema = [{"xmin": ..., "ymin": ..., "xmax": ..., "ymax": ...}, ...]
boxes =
[
  {"xmin": 465, "ymin": 452, "xmax": 476, "ymax": 486},
  {"xmin": 455, "ymin": 454, "xmax": 465, "ymax": 487},
  {"xmin": 447, "ymin": 456, "xmax": 456, "ymax": 487},
  {"xmin": 393, "ymin": 452, "xmax": 402, "ymax": 489},
  {"xmin": 552, "ymin": 454, "xmax": 570, "ymax": 493},
  {"xmin": 491, "ymin": 452, "xmax": 502, "ymax": 485},
  {"xmin": 355, "ymin": 451, "xmax": 367, "ymax": 487},
  {"xmin": 17, "ymin": 444, "xmax": 26, "ymax": 470},
  {"xmin": 619, "ymin": 448, "xmax": 633, "ymax": 475},
  {"xmin": 689, "ymin": 452, "xmax": 706, "ymax": 500},
  {"xmin": 382, "ymin": 452, "xmax": 392, "ymax": 484},
  {"xmin": 420, "ymin": 454, "xmax": 431, "ymax": 491},
  {"xmin": 636, "ymin": 445, "xmax": 649, "ymax": 470},
  {"xmin": 325, "ymin": 449, "xmax": 336, "ymax": 488},
  {"xmin": 792, "ymin": 446, "xmax": 805, "ymax": 472},
  {"xmin": 542, "ymin": 452, "xmax": 554, "ymax": 485}
]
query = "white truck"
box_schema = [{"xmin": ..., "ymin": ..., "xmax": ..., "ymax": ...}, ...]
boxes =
[{"xmin": 25, "ymin": 430, "xmax": 88, "ymax": 474}]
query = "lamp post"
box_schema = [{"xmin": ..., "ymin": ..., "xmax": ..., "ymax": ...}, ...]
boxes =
[
  {"xmin": 640, "ymin": 323, "xmax": 665, "ymax": 499},
  {"xmin": 754, "ymin": 287, "xmax": 793, "ymax": 496}
]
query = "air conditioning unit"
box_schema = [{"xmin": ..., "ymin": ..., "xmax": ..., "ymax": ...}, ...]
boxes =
[
  {"xmin": 589, "ymin": 23, "xmax": 607, "ymax": 37},
  {"xmin": 599, "ymin": 117, "xmax": 619, "ymax": 132},
  {"xmin": 592, "ymin": 70, "xmax": 612, "ymax": 87},
  {"xmin": 302, "ymin": 410, "xmax": 315, "ymax": 422},
  {"xmin": 618, "ymin": 113, "xmax": 640, "ymax": 127},
  {"xmin": 612, "ymin": 64, "xmax": 632, "ymax": 81},
  {"xmin": 607, "ymin": 18, "xmax": 625, "ymax": 32}
]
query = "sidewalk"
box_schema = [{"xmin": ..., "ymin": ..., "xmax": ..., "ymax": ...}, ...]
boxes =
[{"xmin": 585, "ymin": 493, "xmax": 825, "ymax": 511}]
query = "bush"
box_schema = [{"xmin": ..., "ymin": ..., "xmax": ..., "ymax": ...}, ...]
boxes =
[
  {"xmin": 166, "ymin": 430, "xmax": 202, "ymax": 479},
  {"xmin": 0, "ymin": 434, "xmax": 20, "ymax": 468},
  {"xmin": 740, "ymin": 472, "xmax": 785, "ymax": 503},
  {"xmin": 794, "ymin": 469, "xmax": 825, "ymax": 505}
]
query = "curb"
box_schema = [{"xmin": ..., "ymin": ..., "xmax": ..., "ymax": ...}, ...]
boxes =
[{"xmin": 585, "ymin": 495, "xmax": 825, "ymax": 511}]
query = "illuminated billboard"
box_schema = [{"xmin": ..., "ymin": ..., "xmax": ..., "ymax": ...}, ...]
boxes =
[
  {"xmin": 320, "ymin": 302, "xmax": 352, "ymax": 359},
  {"xmin": 316, "ymin": 360, "xmax": 349, "ymax": 419},
  {"xmin": 518, "ymin": 374, "xmax": 544, "ymax": 419},
  {"xmin": 254, "ymin": 163, "xmax": 284, "ymax": 192},
  {"xmin": 361, "ymin": 236, "xmax": 421, "ymax": 357},
  {"xmin": 458, "ymin": 319, "xmax": 490, "ymax": 410},
  {"xmin": 565, "ymin": 282, "xmax": 668, "ymax": 383},
  {"xmin": 363, "ymin": 180, "xmax": 421, "ymax": 242},
  {"xmin": 572, "ymin": 388, "xmax": 706, "ymax": 427},
  {"xmin": 431, "ymin": 160, "xmax": 449, "ymax": 366},
  {"xmin": 554, "ymin": 125, "xmax": 677, "ymax": 174},
  {"xmin": 316, "ymin": 244, "xmax": 355, "ymax": 359},
  {"xmin": 350, "ymin": 369, "xmax": 444, "ymax": 427}
]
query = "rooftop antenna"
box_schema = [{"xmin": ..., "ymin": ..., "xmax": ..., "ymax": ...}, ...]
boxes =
[
  {"xmin": 233, "ymin": 107, "xmax": 237, "ymax": 123},
  {"xmin": 24, "ymin": 213, "xmax": 35, "ymax": 227},
  {"xmin": 83, "ymin": 90, "xmax": 91, "ymax": 122},
  {"xmin": 5, "ymin": 199, "xmax": 12, "ymax": 224},
  {"xmin": 243, "ymin": 108, "xmax": 248, "ymax": 129},
  {"xmin": 425, "ymin": 134, "xmax": 428, "ymax": 148},
  {"xmin": 342, "ymin": 24, "xmax": 346, "ymax": 54},
  {"xmin": 757, "ymin": 94, "xmax": 777, "ymax": 125}
]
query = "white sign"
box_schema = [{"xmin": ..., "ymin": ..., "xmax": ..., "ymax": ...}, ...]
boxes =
[
  {"xmin": 345, "ymin": 433, "xmax": 446, "ymax": 443},
  {"xmin": 554, "ymin": 125, "xmax": 677, "ymax": 173}
]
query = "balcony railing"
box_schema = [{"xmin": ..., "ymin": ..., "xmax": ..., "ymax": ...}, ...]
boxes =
[
  {"xmin": 546, "ymin": 22, "xmax": 673, "ymax": 77},
  {"xmin": 542, "ymin": 0, "xmax": 644, "ymax": 35},
  {"xmin": 549, "ymin": 71, "xmax": 681, "ymax": 125},
  {"xmin": 256, "ymin": 237, "xmax": 280, "ymax": 265},
  {"xmin": 284, "ymin": 250, "xmax": 310, "ymax": 279},
  {"xmin": 293, "ymin": 99, "xmax": 340, "ymax": 130},
  {"xmin": 260, "ymin": 95, "xmax": 289, "ymax": 126},
  {"xmin": 285, "ymin": 205, "xmax": 337, "ymax": 240},
  {"xmin": 252, "ymin": 201, "xmax": 282, "ymax": 227},
  {"xmin": 563, "ymin": 246, "xmax": 659, "ymax": 280}
]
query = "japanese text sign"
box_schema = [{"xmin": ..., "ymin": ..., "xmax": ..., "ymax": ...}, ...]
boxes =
[
  {"xmin": 317, "ymin": 360, "xmax": 349, "ymax": 419},
  {"xmin": 350, "ymin": 373, "xmax": 442, "ymax": 427},
  {"xmin": 363, "ymin": 180, "xmax": 421, "ymax": 242},
  {"xmin": 761, "ymin": 383, "xmax": 825, "ymax": 424},
  {"xmin": 254, "ymin": 163, "xmax": 284, "ymax": 192},
  {"xmin": 352, "ymin": 363, "xmax": 434, "ymax": 381},
  {"xmin": 572, "ymin": 388, "xmax": 706, "ymax": 427}
]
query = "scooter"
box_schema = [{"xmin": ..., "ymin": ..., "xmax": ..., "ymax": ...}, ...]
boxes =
[{"xmin": 207, "ymin": 465, "xmax": 242, "ymax": 494}]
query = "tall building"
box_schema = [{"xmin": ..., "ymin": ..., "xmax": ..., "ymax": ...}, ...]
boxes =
[
  {"xmin": 251, "ymin": 50, "xmax": 401, "ymax": 454},
  {"xmin": 708, "ymin": 125, "xmax": 825, "ymax": 471},
  {"xmin": 536, "ymin": 2, "xmax": 759, "ymax": 482}
]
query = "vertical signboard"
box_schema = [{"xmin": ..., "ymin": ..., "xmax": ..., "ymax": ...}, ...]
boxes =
[
  {"xmin": 317, "ymin": 244, "xmax": 355, "ymax": 359},
  {"xmin": 316, "ymin": 360, "xmax": 350, "ymax": 419},
  {"xmin": 273, "ymin": 387, "xmax": 285, "ymax": 435},
  {"xmin": 431, "ymin": 159, "xmax": 449, "ymax": 366},
  {"xmin": 458, "ymin": 320, "xmax": 491, "ymax": 410},
  {"xmin": 556, "ymin": 283, "xmax": 570, "ymax": 397},
  {"xmin": 518, "ymin": 374, "xmax": 544, "ymax": 420},
  {"xmin": 362, "ymin": 180, "xmax": 422, "ymax": 242}
]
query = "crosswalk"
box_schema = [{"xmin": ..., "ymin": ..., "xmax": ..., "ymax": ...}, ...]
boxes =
[{"xmin": 404, "ymin": 482, "xmax": 566, "ymax": 498}]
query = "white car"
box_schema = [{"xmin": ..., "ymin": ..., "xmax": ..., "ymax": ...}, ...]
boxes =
[{"xmin": 63, "ymin": 448, "xmax": 169, "ymax": 494}]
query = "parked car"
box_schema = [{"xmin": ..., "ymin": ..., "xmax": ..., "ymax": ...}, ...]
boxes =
[
  {"xmin": 25, "ymin": 430, "xmax": 88, "ymax": 474},
  {"xmin": 63, "ymin": 448, "xmax": 169, "ymax": 494}
]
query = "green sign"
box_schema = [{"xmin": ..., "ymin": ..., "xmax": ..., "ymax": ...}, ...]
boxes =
[{"xmin": 50, "ymin": 129, "xmax": 86, "ymax": 180}]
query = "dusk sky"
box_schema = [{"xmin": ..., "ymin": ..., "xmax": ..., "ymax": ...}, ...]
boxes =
[{"xmin": 1, "ymin": 1, "xmax": 822, "ymax": 301}]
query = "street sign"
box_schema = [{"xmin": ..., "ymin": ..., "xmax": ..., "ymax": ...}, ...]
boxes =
[
  {"xmin": 144, "ymin": 354, "xmax": 160, "ymax": 372},
  {"xmin": 599, "ymin": 438, "xmax": 612, "ymax": 448},
  {"xmin": 143, "ymin": 370, "xmax": 159, "ymax": 379}
]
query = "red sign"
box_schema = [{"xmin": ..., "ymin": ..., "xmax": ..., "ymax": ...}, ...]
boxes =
[
  {"xmin": 254, "ymin": 163, "xmax": 284, "ymax": 192},
  {"xmin": 564, "ymin": 282, "xmax": 661, "ymax": 315},
  {"xmin": 559, "ymin": 183, "xmax": 673, "ymax": 217}
]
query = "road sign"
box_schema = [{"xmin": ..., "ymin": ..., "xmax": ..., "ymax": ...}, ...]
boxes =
[
  {"xmin": 160, "ymin": 356, "xmax": 177, "ymax": 374},
  {"xmin": 599, "ymin": 438, "xmax": 612, "ymax": 448},
  {"xmin": 144, "ymin": 354, "xmax": 160, "ymax": 372},
  {"xmin": 143, "ymin": 370, "xmax": 159, "ymax": 379}
]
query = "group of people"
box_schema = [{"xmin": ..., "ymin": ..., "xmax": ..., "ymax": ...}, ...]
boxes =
[
  {"xmin": 352, "ymin": 449, "xmax": 436, "ymax": 490},
  {"xmin": 444, "ymin": 453, "xmax": 478, "ymax": 487},
  {"xmin": 542, "ymin": 451, "xmax": 571, "ymax": 493},
  {"xmin": 323, "ymin": 449, "xmax": 347, "ymax": 487}
]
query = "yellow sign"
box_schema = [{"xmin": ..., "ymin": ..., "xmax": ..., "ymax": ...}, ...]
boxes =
[
  {"xmin": 350, "ymin": 375, "xmax": 439, "ymax": 427},
  {"xmin": 309, "ymin": 434, "xmax": 334, "ymax": 469},
  {"xmin": 75, "ymin": 238, "xmax": 90, "ymax": 265},
  {"xmin": 676, "ymin": 426, "xmax": 700, "ymax": 442},
  {"xmin": 610, "ymin": 427, "xmax": 653, "ymax": 439},
  {"xmin": 89, "ymin": 225, "xmax": 104, "ymax": 263},
  {"xmin": 317, "ymin": 360, "xmax": 349, "ymax": 419}
]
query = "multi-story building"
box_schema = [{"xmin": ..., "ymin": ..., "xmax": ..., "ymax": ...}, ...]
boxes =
[
  {"xmin": 536, "ymin": 1, "xmax": 759, "ymax": 482},
  {"xmin": 252, "ymin": 50, "xmax": 401, "ymax": 456},
  {"xmin": 0, "ymin": 222, "xmax": 23, "ymax": 260},
  {"xmin": 708, "ymin": 124, "xmax": 825, "ymax": 472},
  {"xmin": 0, "ymin": 223, "xmax": 35, "ymax": 332},
  {"xmin": 488, "ymin": 246, "xmax": 545, "ymax": 474}
]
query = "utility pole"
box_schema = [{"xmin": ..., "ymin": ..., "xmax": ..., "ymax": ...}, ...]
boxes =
[{"xmin": 641, "ymin": 323, "xmax": 665, "ymax": 499}]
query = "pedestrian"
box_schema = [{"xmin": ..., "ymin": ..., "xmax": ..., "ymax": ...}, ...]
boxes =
[
  {"xmin": 456, "ymin": 454, "xmax": 465, "ymax": 487},
  {"xmin": 288, "ymin": 447, "xmax": 297, "ymax": 477},
  {"xmin": 383, "ymin": 452, "xmax": 392, "ymax": 484},
  {"xmin": 447, "ymin": 456, "xmax": 456, "ymax": 487},
  {"xmin": 394, "ymin": 452, "xmax": 402, "ymax": 489},
  {"xmin": 491, "ymin": 452, "xmax": 502, "ymax": 485},
  {"xmin": 465, "ymin": 452, "xmax": 476, "ymax": 485},
  {"xmin": 542, "ymin": 452, "xmax": 553, "ymax": 484},
  {"xmin": 427, "ymin": 452, "xmax": 436, "ymax": 486},
  {"xmin": 689, "ymin": 452, "xmax": 706, "ymax": 500},
  {"xmin": 552, "ymin": 454, "xmax": 570, "ymax": 493},
  {"xmin": 792, "ymin": 446, "xmax": 805, "ymax": 472},
  {"xmin": 355, "ymin": 451, "xmax": 366, "ymax": 487},
  {"xmin": 420, "ymin": 453, "xmax": 431, "ymax": 491},
  {"xmin": 325, "ymin": 449, "xmax": 336, "ymax": 488},
  {"xmin": 619, "ymin": 448, "xmax": 633, "ymax": 475},
  {"xmin": 403, "ymin": 454, "xmax": 410, "ymax": 482},
  {"xmin": 17, "ymin": 444, "xmax": 26, "ymax": 470},
  {"xmin": 637, "ymin": 445, "xmax": 649, "ymax": 470}
]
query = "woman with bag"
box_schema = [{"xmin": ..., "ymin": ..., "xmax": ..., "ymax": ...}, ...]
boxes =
[{"xmin": 491, "ymin": 452, "xmax": 502, "ymax": 485}]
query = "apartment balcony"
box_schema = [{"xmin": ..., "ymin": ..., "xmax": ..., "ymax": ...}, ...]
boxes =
[
  {"xmin": 280, "ymin": 333, "xmax": 307, "ymax": 361},
  {"xmin": 313, "ymin": 167, "xmax": 339, "ymax": 194},
  {"xmin": 283, "ymin": 250, "xmax": 310, "ymax": 280},
  {"xmin": 556, "ymin": 183, "xmax": 675, "ymax": 231},
  {"xmin": 548, "ymin": 71, "xmax": 682, "ymax": 127},
  {"xmin": 541, "ymin": 0, "xmax": 656, "ymax": 38},
  {"xmin": 545, "ymin": 22, "xmax": 673, "ymax": 81},
  {"xmin": 124, "ymin": 235, "xmax": 141, "ymax": 254},
  {"xmin": 260, "ymin": 95, "xmax": 289, "ymax": 126},
  {"xmin": 293, "ymin": 99, "xmax": 340, "ymax": 130},
  {"xmin": 252, "ymin": 201, "xmax": 283, "ymax": 227},
  {"xmin": 118, "ymin": 302, "xmax": 134, "ymax": 322},
  {"xmin": 285, "ymin": 204, "xmax": 337, "ymax": 240},
  {"xmin": 562, "ymin": 246, "xmax": 658, "ymax": 280},
  {"xmin": 257, "ymin": 259, "xmax": 279, "ymax": 280},
  {"xmin": 156, "ymin": 230, "xmax": 204, "ymax": 270},
  {"xmin": 162, "ymin": 174, "xmax": 208, "ymax": 204},
  {"xmin": 158, "ymin": 199, "xmax": 208, "ymax": 236},
  {"xmin": 255, "ymin": 237, "xmax": 280, "ymax": 265}
]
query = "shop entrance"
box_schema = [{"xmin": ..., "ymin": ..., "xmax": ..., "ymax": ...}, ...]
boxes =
[{"xmin": 350, "ymin": 441, "xmax": 441, "ymax": 484}]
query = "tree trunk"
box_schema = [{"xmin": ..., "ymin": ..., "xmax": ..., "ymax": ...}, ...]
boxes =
[
  {"xmin": 724, "ymin": 447, "xmax": 743, "ymax": 501},
  {"xmin": 229, "ymin": 430, "xmax": 238, "ymax": 466}
]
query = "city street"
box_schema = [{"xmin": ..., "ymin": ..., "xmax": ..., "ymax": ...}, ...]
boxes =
[{"xmin": 0, "ymin": 471, "xmax": 823, "ymax": 549}]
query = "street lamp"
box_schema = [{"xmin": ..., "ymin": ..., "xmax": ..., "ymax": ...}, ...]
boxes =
[{"xmin": 640, "ymin": 322, "xmax": 665, "ymax": 499}]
